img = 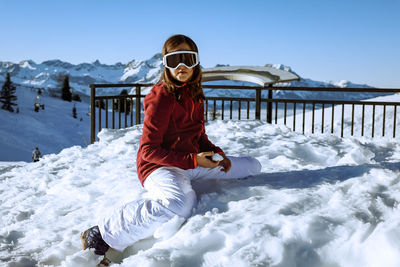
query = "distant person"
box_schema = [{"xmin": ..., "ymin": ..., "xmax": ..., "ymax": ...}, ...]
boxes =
[
  {"xmin": 32, "ymin": 147, "xmax": 42, "ymax": 162},
  {"xmin": 80, "ymin": 34, "xmax": 262, "ymax": 262}
]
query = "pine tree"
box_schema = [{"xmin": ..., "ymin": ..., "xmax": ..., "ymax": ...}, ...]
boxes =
[
  {"xmin": 61, "ymin": 75, "xmax": 72, "ymax": 102},
  {"xmin": 0, "ymin": 73, "xmax": 18, "ymax": 112}
]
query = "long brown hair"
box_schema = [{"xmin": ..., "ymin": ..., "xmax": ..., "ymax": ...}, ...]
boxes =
[{"xmin": 159, "ymin": 34, "xmax": 205, "ymax": 101}]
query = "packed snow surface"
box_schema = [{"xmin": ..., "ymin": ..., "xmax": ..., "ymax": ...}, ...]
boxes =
[{"xmin": 2, "ymin": 119, "xmax": 400, "ymax": 267}]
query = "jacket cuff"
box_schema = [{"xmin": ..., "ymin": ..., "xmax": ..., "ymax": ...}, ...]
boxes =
[{"xmin": 192, "ymin": 153, "xmax": 198, "ymax": 168}]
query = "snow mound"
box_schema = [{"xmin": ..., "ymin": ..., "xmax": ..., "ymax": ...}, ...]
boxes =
[{"xmin": 2, "ymin": 120, "xmax": 400, "ymax": 266}]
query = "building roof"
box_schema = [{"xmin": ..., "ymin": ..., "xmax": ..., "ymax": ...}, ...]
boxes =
[{"xmin": 202, "ymin": 65, "xmax": 300, "ymax": 87}]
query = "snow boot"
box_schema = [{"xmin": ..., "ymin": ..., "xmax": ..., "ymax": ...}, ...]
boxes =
[
  {"xmin": 97, "ymin": 256, "xmax": 111, "ymax": 267},
  {"xmin": 80, "ymin": 226, "xmax": 110, "ymax": 255}
]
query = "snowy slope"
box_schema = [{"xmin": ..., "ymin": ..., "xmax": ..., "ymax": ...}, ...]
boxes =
[
  {"xmin": 0, "ymin": 85, "xmax": 90, "ymax": 162},
  {"xmin": 2, "ymin": 116, "xmax": 400, "ymax": 266}
]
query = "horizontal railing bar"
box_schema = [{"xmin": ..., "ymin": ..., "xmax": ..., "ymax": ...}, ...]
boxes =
[
  {"xmin": 91, "ymin": 83, "xmax": 400, "ymax": 93},
  {"xmin": 95, "ymin": 94, "xmax": 146, "ymax": 100},
  {"xmin": 262, "ymin": 98, "xmax": 400, "ymax": 106},
  {"xmin": 90, "ymin": 83, "xmax": 154, "ymax": 88},
  {"xmin": 91, "ymin": 84, "xmax": 265, "ymax": 90},
  {"xmin": 97, "ymin": 95, "xmax": 255, "ymax": 102},
  {"xmin": 206, "ymin": 96, "xmax": 254, "ymax": 101},
  {"xmin": 204, "ymin": 85, "xmax": 400, "ymax": 92},
  {"xmin": 270, "ymin": 86, "xmax": 400, "ymax": 93},
  {"xmin": 95, "ymin": 95, "xmax": 400, "ymax": 106},
  {"xmin": 203, "ymin": 85, "xmax": 268, "ymax": 90}
]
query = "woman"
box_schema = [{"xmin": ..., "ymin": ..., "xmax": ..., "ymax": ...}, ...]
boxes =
[{"xmin": 81, "ymin": 34, "xmax": 261, "ymax": 256}]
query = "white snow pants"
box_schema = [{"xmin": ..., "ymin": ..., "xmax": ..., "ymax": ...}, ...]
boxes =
[{"xmin": 98, "ymin": 156, "xmax": 261, "ymax": 251}]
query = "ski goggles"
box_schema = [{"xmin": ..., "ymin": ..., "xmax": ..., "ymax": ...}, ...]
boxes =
[{"xmin": 163, "ymin": 51, "xmax": 199, "ymax": 70}]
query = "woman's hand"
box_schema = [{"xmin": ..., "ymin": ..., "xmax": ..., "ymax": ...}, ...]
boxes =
[
  {"xmin": 219, "ymin": 155, "xmax": 231, "ymax": 173},
  {"xmin": 196, "ymin": 152, "xmax": 231, "ymax": 173},
  {"xmin": 196, "ymin": 151, "xmax": 220, "ymax": 168}
]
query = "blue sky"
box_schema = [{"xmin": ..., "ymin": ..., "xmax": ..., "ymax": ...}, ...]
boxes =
[{"xmin": 0, "ymin": 0, "xmax": 399, "ymax": 88}]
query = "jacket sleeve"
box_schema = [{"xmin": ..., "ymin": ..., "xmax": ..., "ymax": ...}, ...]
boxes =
[
  {"xmin": 197, "ymin": 102, "xmax": 225, "ymax": 156},
  {"xmin": 139, "ymin": 87, "xmax": 197, "ymax": 169}
]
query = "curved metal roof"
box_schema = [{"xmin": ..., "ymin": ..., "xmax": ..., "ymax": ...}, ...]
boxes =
[{"xmin": 202, "ymin": 65, "xmax": 300, "ymax": 87}]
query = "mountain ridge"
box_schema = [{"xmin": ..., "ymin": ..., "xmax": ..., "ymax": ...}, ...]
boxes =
[{"xmin": 0, "ymin": 55, "xmax": 374, "ymax": 99}]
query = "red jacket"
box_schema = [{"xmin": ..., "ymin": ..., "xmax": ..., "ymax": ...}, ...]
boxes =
[{"xmin": 136, "ymin": 82, "xmax": 224, "ymax": 185}]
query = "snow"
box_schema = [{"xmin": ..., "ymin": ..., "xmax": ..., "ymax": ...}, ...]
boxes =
[
  {"xmin": 19, "ymin": 60, "xmax": 36, "ymax": 70},
  {"xmin": 2, "ymin": 112, "xmax": 400, "ymax": 266}
]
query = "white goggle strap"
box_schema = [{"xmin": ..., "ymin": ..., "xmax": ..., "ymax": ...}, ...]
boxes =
[{"xmin": 162, "ymin": 51, "xmax": 199, "ymax": 70}]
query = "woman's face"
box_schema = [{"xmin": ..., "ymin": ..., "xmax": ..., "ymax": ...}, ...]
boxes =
[{"xmin": 168, "ymin": 42, "xmax": 195, "ymax": 83}]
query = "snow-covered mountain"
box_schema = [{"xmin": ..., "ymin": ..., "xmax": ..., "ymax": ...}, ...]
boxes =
[{"xmin": 0, "ymin": 54, "xmax": 164, "ymax": 96}]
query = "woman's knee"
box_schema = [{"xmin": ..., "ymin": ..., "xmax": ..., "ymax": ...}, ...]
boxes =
[
  {"xmin": 165, "ymin": 190, "xmax": 197, "ymax": 218},
  {"xmin": 229, "ymin": 156, "xmax": 261, "ymax": 177}
]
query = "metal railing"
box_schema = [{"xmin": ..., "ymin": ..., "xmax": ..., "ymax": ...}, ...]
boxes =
[{"xmin": 90, "ymin": 83, "xmax": 400, "ymax": 144}]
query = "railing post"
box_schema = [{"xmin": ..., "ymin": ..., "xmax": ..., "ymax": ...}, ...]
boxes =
[
  {"xmin": 90, "ymin": 84, "xmax": 96, "ymax": 144},
  {"xmin": 135, "ymin": 85, "xmax": 141, "ymax": 124},
  {"xmin": 255, "ymin": 88, "xmax": 261, "ymax": 120},
  {"xmin": 267, "ymin": 84, "xmax": 273, "ymax": 123}
]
